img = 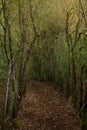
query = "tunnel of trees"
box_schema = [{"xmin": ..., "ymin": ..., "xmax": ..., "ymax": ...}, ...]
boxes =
[{"xmin": 0, "ymin": 0, "xmax": 87, "ymax": 130}]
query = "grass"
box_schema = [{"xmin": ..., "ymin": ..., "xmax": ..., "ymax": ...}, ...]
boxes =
[{"xmin": 0, "ymin": 86, "xmax": 4, "ymax": 129}]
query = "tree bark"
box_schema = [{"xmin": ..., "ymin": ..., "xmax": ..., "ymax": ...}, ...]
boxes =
[
  {"xmin": 2, "ymin": 62, "xmax": 12, "ymax": 130},
  {"xmin": 79, "ymin": 0, "xmax": 87, "ymax": 27},
  {"xmin": 79, "ymin": 66, "xmax": 84, "ymax": 109}
]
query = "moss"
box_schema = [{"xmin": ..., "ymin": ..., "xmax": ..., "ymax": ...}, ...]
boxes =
[{"xmin": 14, "ymin": 119, "xmax": 25, "ymax": 128}]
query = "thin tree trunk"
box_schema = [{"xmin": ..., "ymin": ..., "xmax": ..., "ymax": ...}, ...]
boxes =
[
  {"xmin": 65, "ymin": 12, "xmax": 71, "ymax": 94},
  {"xmin": 71, "ymin": 53, "xmax": 77, "ymax": 105},
  {"xmin": 79, "ymin": 66, "xmax": 84, "ymax": 109},
  {"xmin": 79, "ymin": 0, "xmax": 87, "ymax": 27},
  {"xmin": 2, "ymin": 62, "xmax": 12, "ymax": 130}
]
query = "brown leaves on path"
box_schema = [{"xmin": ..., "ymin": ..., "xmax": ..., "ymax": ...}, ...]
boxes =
[{"xmin": 15, "ymin": 80, "xmax": 81, "ymax": 130}]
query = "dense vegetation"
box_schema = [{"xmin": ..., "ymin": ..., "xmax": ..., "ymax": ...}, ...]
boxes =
[{"xmin": 0, "ymin": 0, "xmax": 87, "ymax": 130}]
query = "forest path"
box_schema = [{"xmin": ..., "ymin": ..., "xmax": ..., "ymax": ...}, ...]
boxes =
[{"xmin": 15, "ymin": 80, "xmax": 81, "ymax": 130}]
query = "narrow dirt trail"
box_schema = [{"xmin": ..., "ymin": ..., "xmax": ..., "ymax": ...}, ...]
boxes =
[{"xmin": 15, "ymin": 80, "xmax": 81, "ymax": 130}]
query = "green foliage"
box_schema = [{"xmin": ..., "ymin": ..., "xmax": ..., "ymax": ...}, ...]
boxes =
[
  {"xmin": 27, "ymin": 57, "xmax": 35, "ymax": 78},
  {"xmin": 0, "ymin": 45, "xmax": 7, "ymax": 86},
  {"xmin": 81, "ymin": 111, "xmax": 87, "ymax": 130}
]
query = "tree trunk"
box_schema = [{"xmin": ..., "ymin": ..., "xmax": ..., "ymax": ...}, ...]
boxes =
[
  {"xmin": 2, "ymin": 62, "xmax": 12, "ymax": 130},
  {"xmin": 79, "ymin": 67, "xmax": 84, "ymax": 109}
]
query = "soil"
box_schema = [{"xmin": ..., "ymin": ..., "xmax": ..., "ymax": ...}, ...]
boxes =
[{"xmin": 15, "ymin": 80, "xmax": 81, "ymax": 130}]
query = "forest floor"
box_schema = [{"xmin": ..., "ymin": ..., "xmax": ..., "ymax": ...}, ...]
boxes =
[{"xmin": 14, "ymin": 80, "xmax": 81, "ymax": 130}]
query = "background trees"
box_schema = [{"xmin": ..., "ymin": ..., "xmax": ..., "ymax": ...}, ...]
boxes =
[{"xmin": 29, "ymin": 1, "xmax": 87, "ymax": 129}]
